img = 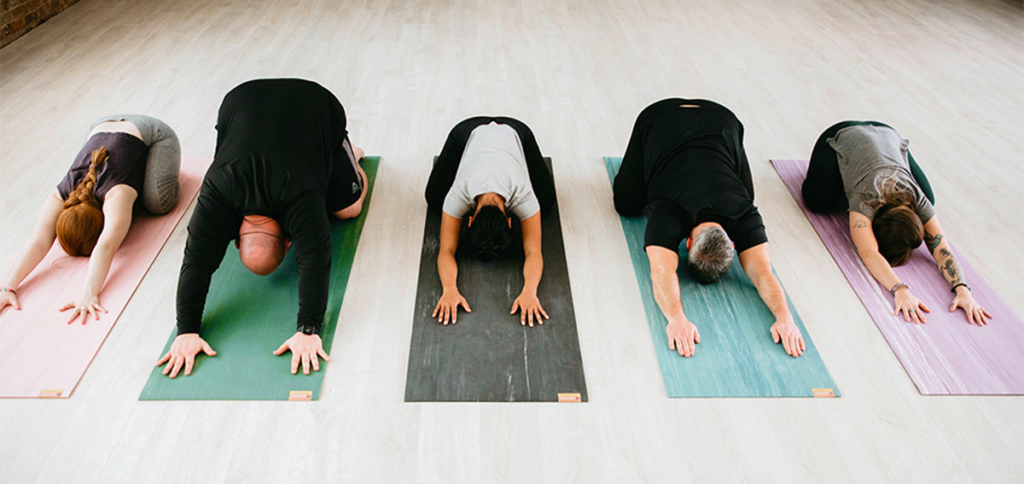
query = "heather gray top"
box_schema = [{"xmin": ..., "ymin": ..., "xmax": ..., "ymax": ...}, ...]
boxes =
[
  {"xmin": 828, "ymin": 125, "xmax": 935, "ymax": 222},
  {"xmin": 442, "ymin": 122, "xmax": 540, "ymax": 220}
]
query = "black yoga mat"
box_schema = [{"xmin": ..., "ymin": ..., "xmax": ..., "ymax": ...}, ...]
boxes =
[{"xmin": 405, "ymin": 159, "xmax": 588, "ymax": 402}]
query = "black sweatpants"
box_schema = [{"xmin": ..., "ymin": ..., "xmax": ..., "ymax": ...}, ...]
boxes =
[
  {"xmin": 424, "ymin": 116, "xmax": 555, "ymax": 214},
  {"xmin": 802, "ymin": 120, "xmax": 935, "ymax": 214}
]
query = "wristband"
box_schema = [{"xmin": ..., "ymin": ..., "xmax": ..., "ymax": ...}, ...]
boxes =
[
  {"xmin": 0, "ymin": 287, "xmax": 16, "ymax": 296},
  {"xmin": 951, "ymin": 282, "xmax": 971, "ymax": 293},
  {"xmin": 889, "ymin": 282, "xmax": 908, "ymax": 297}
]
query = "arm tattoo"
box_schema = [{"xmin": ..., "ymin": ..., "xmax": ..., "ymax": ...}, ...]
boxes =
[
  {"xmin": 937, "ymin": 248, "xmax": 964, "ymax": 286},
  {"xmin": 925, "ymin": 231, "xmax": 944, "ymax": 253},
  {"xmin": 853, "ymin": 221, "xmax": 868, "ymax": 229}
]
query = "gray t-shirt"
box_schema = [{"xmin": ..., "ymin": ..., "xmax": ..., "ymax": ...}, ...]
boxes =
[
  {"xmin": 827, "ymin": 125, "xmax": 935, "ymax": 222},
  {"xmin": 442, "ymin": 122, "xmax": 541, "ymax": 220}
]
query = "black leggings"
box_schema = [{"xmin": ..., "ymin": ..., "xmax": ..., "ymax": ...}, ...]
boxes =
[
  {"xmin": 802, "ymin": 120, "xmax": 935, "ymax": 214},
  {"xmin": 425, "ymin": 116, "xmax": 555, "ymax": 214}
]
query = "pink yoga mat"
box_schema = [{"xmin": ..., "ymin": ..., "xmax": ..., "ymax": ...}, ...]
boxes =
[
  {"xmin": 0, "ymin": 156, "xmax": 211, "ymax": 398},
  {"xmin": 772, "ymin": 159, "xmax": 1023, "ymax": 395}
]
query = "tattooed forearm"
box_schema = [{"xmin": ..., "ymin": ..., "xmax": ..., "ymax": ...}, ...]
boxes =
[
  {"xmin": 924, "ymin": 231, "xmax": 944, "ymax": 253},
  {"xmin": 937, "ymin": 248, "xmax": 964, "ymax": 286}
]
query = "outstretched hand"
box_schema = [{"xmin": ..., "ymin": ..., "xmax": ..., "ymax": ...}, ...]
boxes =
[
  {"xmin": 60, "ymin": 294, "xmax": 107, "ymax": 325},
  {"xmin": 0, "ymin": 291, "xmax": 20, "ymax": 315},
  {"xmin": 156, "ymin": 333, "xmax": 217, "ymax": 378},
  {"xmin": 893, "ymin": 288, "xmax": 931, "ymax": 324},
  {"xmin": 950, "ymin": 288, "xmax": 993, "ymax": 326},
  {"xmin": 666, "ymin": 320, "xmax": 700, "ymax": 358},
  {"xmin": 433, "ymin": 289, "xmax": 471, "ymax": 325},
  {"xmin": 274, "ymin": 332, "xmax": 330, "ymax": 375},
  {"xmin": 511, "ymin": 291, "xmax": 548, "ymax": 327},
  {"xmin": 770, "ymin": 318, "xmax": 805, "ymax": 357}
]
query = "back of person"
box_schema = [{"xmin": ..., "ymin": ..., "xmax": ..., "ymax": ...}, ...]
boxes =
[
  {"xmin": 212, "ymin": 78, "xmax": 347, "ymax": 208},
  {"xmin": 58, "ymin": 133, "xmax": 149, "ymax": 205},
  {"xmin": 443, "ymin": 122, "xmax": 540, "ymax": 221},
  {"xmin": 829, "ymin": 124, "xmax": 934, "ymax": 221},
  {"xmin": 639, "ymin": 99, "xmax": 750, "ymax": 215}
]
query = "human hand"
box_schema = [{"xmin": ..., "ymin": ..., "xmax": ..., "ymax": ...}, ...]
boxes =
[
  {"xmin": 273, "ymin": 332, "xmax": 330, "ymax": 375},
  {"xmin": 511, "ymin": 290, "xmax": 548, "ymax": 327},
  {"xmin": 156, "ymin": 333, "xmax": 217, "ymax": 378},
  {"xmin": 353, "ymin": 145, "xmax": 365, "ymax": 162},
  {"xmin": 893, "ymin": 288, "xmax": 930, "ymax": 324},
  {"xmin": 60, "ymin": 293, "xmax": 108, "ymax": 325},
  {"xmin": 0, "ymin": 290, "xmax": 20, "ymax": 315},
  {"xmin": 666, "ymin": 319, "xmax": 700, "ymax": 358},
  {"xmin": 950, "ymin": 287, "xmax": 993, "ymax": 326},
  {"xmin": 770, "ymin": 318, "xmax": 805, "ymax": 357},
  {"xmin": 433, "ymin": 289, "xmax": 471, "ymax": 325}
]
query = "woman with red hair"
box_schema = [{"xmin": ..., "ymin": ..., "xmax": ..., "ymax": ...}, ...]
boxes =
[{"xmin": 0, "ymin": 115, "xmax": 181, "ymax": 323}]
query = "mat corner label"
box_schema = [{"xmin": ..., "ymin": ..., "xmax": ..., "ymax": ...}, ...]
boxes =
[
  {"xmin": 288, "ymin": 390, "xmax": 313, "ymax": 401},
  {"xmin": 812, "ymin": 388, "xmax": 836, "ymax": 398},
  {"xmin": 557, "ymin": 392, "xmax": 582, "ymax": 403},
  {"xmin": 39, "ymin": 389, "xmax": 64, "ymax": 398}
]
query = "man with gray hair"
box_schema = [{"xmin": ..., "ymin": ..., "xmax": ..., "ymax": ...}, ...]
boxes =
[{"xmin": 613, "ymin": 98, "xmax": 805, "ymax": 359}]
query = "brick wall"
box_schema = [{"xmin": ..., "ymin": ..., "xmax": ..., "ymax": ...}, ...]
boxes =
[{"xmin": 1, "ymin": 0, "xmax": 81, "ymax": 48}]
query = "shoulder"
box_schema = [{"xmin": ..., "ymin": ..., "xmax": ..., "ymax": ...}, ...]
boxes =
[
  {"xmin": 728, "ymin": 207, "xmax": 767, "ymax": 252},
  {"xmin": 103, "ymin": 184, "xmax": 139, "ymax": 204},
  {"xmin": 442, "ymin": 189, "xmax": 471, "ymax": 218}
]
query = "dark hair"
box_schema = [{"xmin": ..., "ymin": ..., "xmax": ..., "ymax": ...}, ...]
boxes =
[
  {"xmin": 470, "ymin": 205, "xmax": 512, "ymax": 262},
  {"xmin": 866, "ymin": 175, "xmax": 923, "ymax": 267},
  {"xmin": 872, "ymin": 204, "xmax": 923, "ymax": 266},
  {"xmin": 56, "ymin": 146, "xmax": 107, "ymax": 256}
]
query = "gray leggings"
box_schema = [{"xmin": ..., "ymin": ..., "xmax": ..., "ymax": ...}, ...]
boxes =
[{"xmin": 90, "ymin": 114, "xmax": 181, "ymax": 214}]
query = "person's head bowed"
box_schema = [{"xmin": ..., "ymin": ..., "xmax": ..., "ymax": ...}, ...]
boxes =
[
  {"xmin": 56, "ymin": 147, "xmax": 107, "ymax": 256},
  {"xmin": 686, "ymin": 223, "xmax": 734, "ymax": 285},
  {"xmin": 237, "ymin": 215, "xmax": 291, "ymax": 275},
  {"xmin": 468, "ymin": 204, "xmax": 513, "ymax": 263},
  {"xmin": 867, "ymin": 175, "xmax": 924, "ymax": 267}
]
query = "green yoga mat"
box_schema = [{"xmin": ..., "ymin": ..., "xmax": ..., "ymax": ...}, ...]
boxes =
[
  {"xmin": 139, "ymin": 157, "xmax": 379, "ymax": 401},
  {"xmin": 604, "ymin": 157, "xmax": 839, "ymax": 398}
]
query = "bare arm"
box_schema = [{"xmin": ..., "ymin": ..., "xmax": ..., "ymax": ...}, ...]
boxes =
[
  {"xmin": 647, "ymin": 246, "xmax": 686, "ymax": 323},
  {"xmin": 0, "ymin": 190, "xmax": 64, "ymax": 314},
  {"xmin": 850, "ymin": 211, "xmax": 931, "ymax": 323},
  {"xmin": 62, "ymin": 185, "xmax": 136, "ymax": 324},
  {"xmin": 511, "ymin": 213, "xmax": 547, "ymax": 327},
  {"xmin": 739, "ymin": 243, "xmax": 803, "ymax": 357},
  {"xmin": 432, "ymin": 212, "xmax": 469, "ymax": 324},
  {"xmin": 647, "ymin": 245, "xmax": 700, "ymax": 357},
  {"xmin": 923, "ymin": 216, "xmax": 992, "ymax": 325}
]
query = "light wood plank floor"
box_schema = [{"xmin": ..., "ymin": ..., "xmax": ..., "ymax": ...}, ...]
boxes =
[{"xmin": 1, "ymin": 0, "xmax": 1022, "ymax": 482}]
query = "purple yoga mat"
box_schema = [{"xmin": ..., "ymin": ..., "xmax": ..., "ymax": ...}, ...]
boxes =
[{"xmin": 772, "ymin": 159, "xmax": 1024, "ymax": 395}]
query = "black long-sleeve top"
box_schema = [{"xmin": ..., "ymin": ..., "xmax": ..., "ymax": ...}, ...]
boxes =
[
  {"xmin": 614, "ymin": 98, "xmax": 766, "ymax": 253},
  {"xmin": 176, "ymin": 79, "xmax": 361, "ymax": 335}
]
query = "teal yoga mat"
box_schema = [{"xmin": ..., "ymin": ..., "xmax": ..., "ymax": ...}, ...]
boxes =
[
  {"xmin": 604, "ymin": 157, "xmax": 839, "ymax": 398},
  {"xmin": 139, "ymin": 157, "xmax": 379, "ymax": 401}
]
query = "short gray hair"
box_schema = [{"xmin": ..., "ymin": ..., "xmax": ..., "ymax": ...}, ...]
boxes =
[{"xmin": 688, "ymin": 226, "xmax": 734, "ymax": 284}]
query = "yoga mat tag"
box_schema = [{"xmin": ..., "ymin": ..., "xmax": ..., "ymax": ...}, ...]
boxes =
[
  {"xmin": 812, "ymin": 388, "xmax": 836, "ymax": 398},
  {"xmin": 38, "ymin": 389, "xmax": 64, "ymax": 398},
  {"xmin": 288, "ymin": 391, "xmax": 313, "ymax": 401},
  {"xmin": 557, "ymin": 393, "xmax": 582, "ymax": 403}
]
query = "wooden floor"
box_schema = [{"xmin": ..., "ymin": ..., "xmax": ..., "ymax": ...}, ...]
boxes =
[{"xmin": 1, "ymin": 0, "xmax": 1022, "ymax": 482}]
